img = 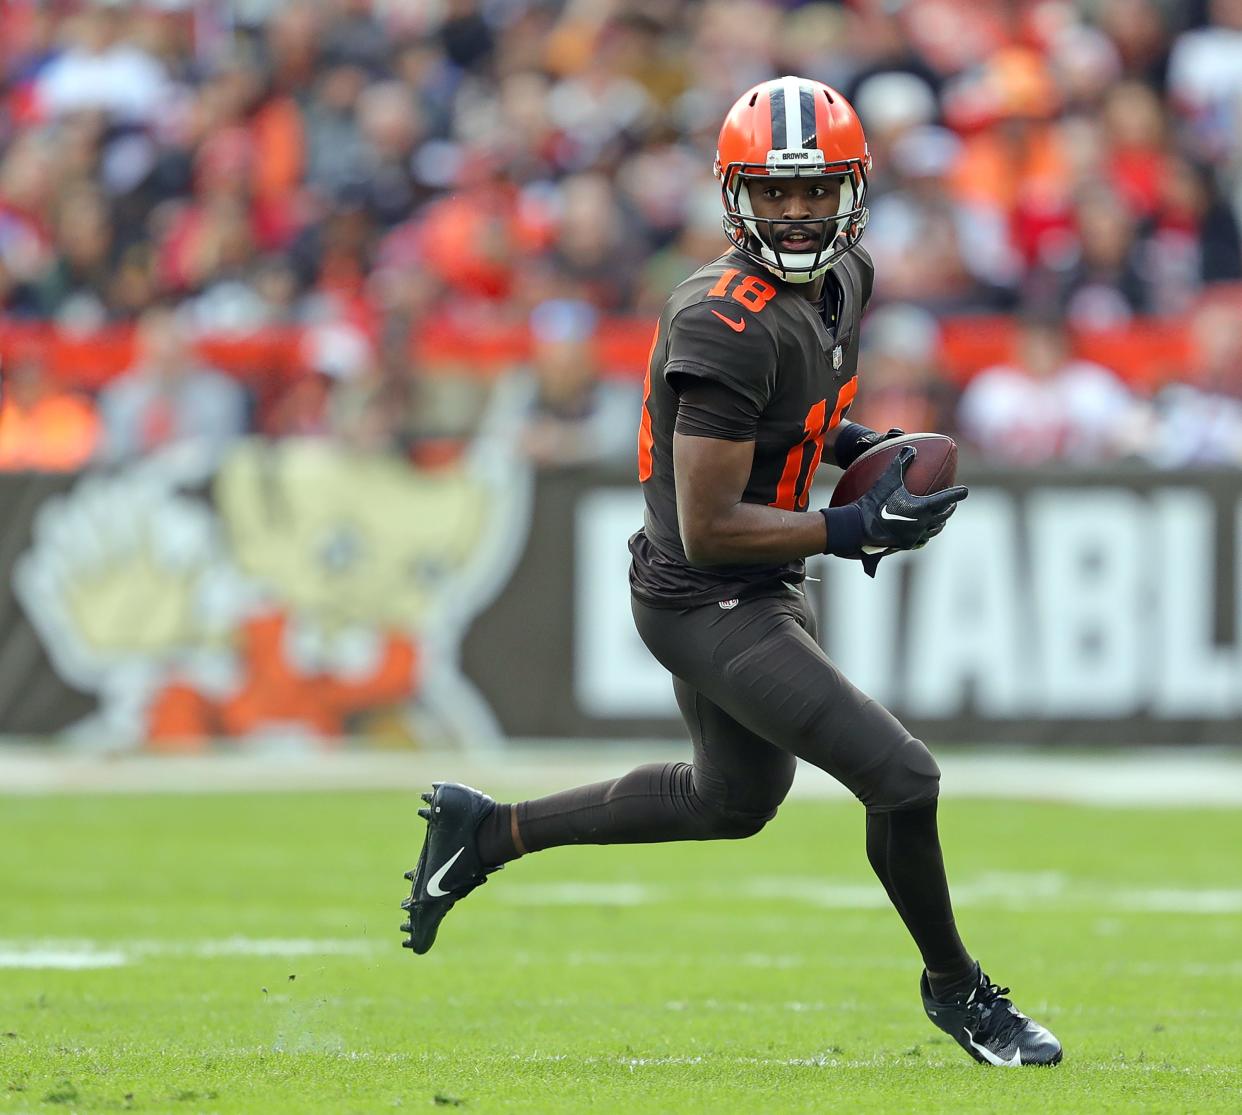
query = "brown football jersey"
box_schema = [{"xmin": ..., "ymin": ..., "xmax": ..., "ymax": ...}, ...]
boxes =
[{"xmin": 630, "ymin": 245, "xmax": 874, "ymax": 606}]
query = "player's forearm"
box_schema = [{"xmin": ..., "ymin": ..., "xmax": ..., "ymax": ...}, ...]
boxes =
[
  {"xmin": 822, "ymin": 420, "xmax": 849, "ymax": 467},
  {"xmin": 680, "ymin": 502, "xmax": 846, "ymax": 566}
]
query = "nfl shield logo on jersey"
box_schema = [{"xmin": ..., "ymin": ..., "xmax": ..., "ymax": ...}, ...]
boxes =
[{"xmin": 832, "ymin": 345, "xmax": 843, "ymax": 370}]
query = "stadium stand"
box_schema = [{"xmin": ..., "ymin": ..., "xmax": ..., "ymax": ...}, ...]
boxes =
[{"xmin": 2, "ymin": 0, "xmax": 1241, "ymax": 464}]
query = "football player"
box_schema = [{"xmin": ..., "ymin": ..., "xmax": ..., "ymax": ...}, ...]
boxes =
[{"xmin": 401, "ymin": 77, "xmax": 1061, "ymax": 1068}]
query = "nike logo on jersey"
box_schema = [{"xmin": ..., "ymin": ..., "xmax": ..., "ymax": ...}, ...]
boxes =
[
  {"xmin": 880, "ymin": 505, "xmax": 918, "ymax": 522},
  {"xmin": 426, "ymin": 846, "xmax": 466, "ymax": 897},
  {"xmin": 711, "ymin": 309, "xmax": 746, "ymax": 332}
]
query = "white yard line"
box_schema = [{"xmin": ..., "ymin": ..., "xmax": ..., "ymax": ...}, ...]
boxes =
[
  {"xmin": 1, "ymin": 744, "xmax": 1241, "ymax": 805},
  {"xmin": 498, "ymin": 883, "xmax": 662, "ymax": 906},
  {"xmin": 0, "ymin": 948, "xmax": 128, "ymax": 970},
  {"xmin": 6, "ymin": 868, "xmax": 1242, "ymax": 973},
  {"xmin": 492, "ymin": 874, "xmax": 1242, "ymax": 915},
  {"xmin": 0, "ymin": 937, "xmax": 378, "ymax": 968}
]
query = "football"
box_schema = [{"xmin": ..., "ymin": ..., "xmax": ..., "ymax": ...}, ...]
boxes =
[{"xmin": 829, "ymin": 432, "xmax": 958, "ymax": 508}]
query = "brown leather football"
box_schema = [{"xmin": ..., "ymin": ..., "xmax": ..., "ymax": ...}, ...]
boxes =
[{"xmin": 829, "ymin": 433, "xmax": 958, "ymax": 507}]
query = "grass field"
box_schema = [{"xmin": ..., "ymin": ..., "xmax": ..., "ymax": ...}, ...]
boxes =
[{"xmin": 1, "ymin": 787, "xmax": 1239, "ymax": 1113}]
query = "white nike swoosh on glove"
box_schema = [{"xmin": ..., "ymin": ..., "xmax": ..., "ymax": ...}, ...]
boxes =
[
  {"xmin": 880, "ymin": 505, "xmax": 918, "ymax": 522},
  {"xmin": 426, "ymin": 847, "xmax": 466, "ymax": 897}
]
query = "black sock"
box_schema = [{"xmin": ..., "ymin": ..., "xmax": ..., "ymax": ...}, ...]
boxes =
[
  {"xmin": 865, "ymin": 799, "xmax": 975, "ymax": 991},
  {"xmin": 475, "ymin": 761, "xmax": 760, "ymax": 867},
  {"xmin": 927, "ymin": 962, "xmax": 981, "ymax": 1002},
  {"xmin": 476, "ymin": 802, "xmax": 519, "ymax": 867}
]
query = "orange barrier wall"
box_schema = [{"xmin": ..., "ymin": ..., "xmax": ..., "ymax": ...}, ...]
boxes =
[{"xmin": 0, "ymin": 316, "xmax": 1204, "ymax": 390}]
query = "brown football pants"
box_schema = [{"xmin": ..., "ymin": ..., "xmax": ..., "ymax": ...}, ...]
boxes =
[{"xmin": 511, "ymin": 586, "xmax": 941, "ymax": 852}]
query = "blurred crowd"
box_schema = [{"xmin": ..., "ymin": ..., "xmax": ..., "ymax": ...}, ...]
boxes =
[{"xmin": 2, "ymin": 0, "xmax": 1242, "ymax": 472}]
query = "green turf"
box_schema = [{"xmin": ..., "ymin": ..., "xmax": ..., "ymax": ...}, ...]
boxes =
[{"xmin": 1, "ymin": 788, "xmax": 1239, "ymax": 1113}]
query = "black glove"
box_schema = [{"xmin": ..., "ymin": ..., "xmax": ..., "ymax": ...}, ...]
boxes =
[
  {"xmin": 834, "ymin": 423, "xmax": 905, "ymax": 469},
  {"xmin": 854, "ymin": 446, "xmax": 968, "ymax": 575}
]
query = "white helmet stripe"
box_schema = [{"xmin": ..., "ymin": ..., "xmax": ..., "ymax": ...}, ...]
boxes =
[{"xmin": 782, "ymin": 76, "xmax": 803, "ymax": 150}]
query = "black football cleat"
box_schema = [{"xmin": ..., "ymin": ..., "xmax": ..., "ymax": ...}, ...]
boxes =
[
  {"xmin": 400, "ymin": 782, "xmax": 502, "ymax": 955},
  {"xmin": 920, "ymin": 967, "xmax": 1063, "ymax": 1066}
]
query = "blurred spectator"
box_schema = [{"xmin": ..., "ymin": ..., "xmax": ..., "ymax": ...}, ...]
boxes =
[
  {"xmin": 158, "ymin": 124, "xmax": 294, "ymax": 298},
  {"xmin": 0, "ymin": 135, "xmax": 54, "ymax": 316},
  {"xmin": 543, "ymin": 173, "xmax": 646, "ymax": 311},
  {"xmin": 34, "ymin": 7, "xmax": 171, "ymax": 125},
  {"xmin": 956, "ymin": 313, "xmax": 1140, "ymax": 463},
  {"xmin": 1096, "ymin": 0, "xmax": 1172, "ymax": 89},
  {"xmin": 868, "ymin": 125, "xmax": 1019, "ymax": 310},
  {"xmin": 851, "ymin": 304, "xmax": 959, "ymax": 436},
  {"xmin": 851, "ymin": 71, "xmax": 939, "ymax": 192},
  {"xmin": 0, "ymin": 0, "xmax": 1238, "ymax": 469},
  {"xmin": 518, "ymin": 300, "xmax": 638, "ymax": 467},
  {"xmin": 1048, "ymin": 22, "xmax": 1123, "ymax": 117},
  {"xmin": 267, "ymin": 320, "xmax": 398, "ymax": 452},
  {"xmin": 97, "ymin": 304, "xmax": 249, "ymax": 464},
  {"xmin": 633, "ymin": 186, "xmax": 728, "ymax": 316},
  {"xmin": 0, "ymin": 355, "xmax": 99, "ymax": 470},
  {"xmin": 303, "ymin": 63, "xmax": 372, "ymax": 200},
  {"xmin": 268, "ymin": 321, "xmax": 366, "ymax": 438},
  {"xmin": 1167, "ymin": 0, "xmax": 1242, "ymax": 163},
  {"xmin": 1041, "ymin": 184, "xmax": 1149, "ymax": 329},
  {"xmin": 408, "ymin": 174, "xmax": 542, "ymax": 318},
  {"xmin": 35, "ymin": 184, "xmax": 115, "ymax": 327},
  {"xmin": 323, "ymin": 0, "xmax": 391, "ymax": 76},
  {"xmin": 353, "ymin": 81, "xmax": 427, "ymax": 230},
  {"xmin": 1102, "ymin": 80, "xmax": 1170, "ymax": 219},
  {"xmin": 1141, "ymin": 298, "xmax": 1242, "ymax": 467},
  {"xmin": 289, "ymin": 183, "xmax": 379, "ymax": 318},
  {"xmin": 946, "ymin": 47, "xmax": 1068, "ymax": 217},
  {"xmin": 1139, "ymin": 156, "xmax": 1242, "ymax": 316}
]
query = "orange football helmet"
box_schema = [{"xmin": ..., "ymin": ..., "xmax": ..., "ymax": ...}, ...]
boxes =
[{"xmin": 714, "ymin": 76, "xmax": 872, "ymax": 283}]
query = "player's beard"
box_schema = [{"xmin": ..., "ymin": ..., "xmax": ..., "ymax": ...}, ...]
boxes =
[{"xmin": 752, "ymin": 218, "xmax": 835, "ymax": 264}]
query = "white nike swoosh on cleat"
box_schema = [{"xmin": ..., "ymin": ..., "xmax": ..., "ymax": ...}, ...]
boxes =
[
  {"xmin": 426, "ymin": 847, "xmax": 466, "ymax": 897},
  {"xmin": 964, "ymin": 1029, "xmax": 1022, "ymax": 1067},
  {"xmin": 880, "ymin": 505, "xmax": 918, "ymax": 522}
]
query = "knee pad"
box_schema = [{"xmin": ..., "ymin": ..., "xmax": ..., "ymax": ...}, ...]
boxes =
[
  {"xmin": 863, "ymin": 737, "xmax": 941, "ymax": 812},
  {"xmin": 704, "ymin": 804, "xmax": 775, "ymax": 840},
  {"xmin": 689, "ymin": 755, "xmax": 792, "ymax": 840}
]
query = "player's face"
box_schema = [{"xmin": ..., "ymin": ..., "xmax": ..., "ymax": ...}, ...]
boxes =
[{"xmin": 746, "ymin": 175, "xmax": 844, "ymax": 254}]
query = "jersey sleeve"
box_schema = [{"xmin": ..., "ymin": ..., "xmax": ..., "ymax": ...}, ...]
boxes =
[
  {"xmin": 674, "ymin": 378, "xmax": 761, "ymax": 441},
  {"xmin": 662, "ymin": 300, "xmax": 778, "ymax": 413}
]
